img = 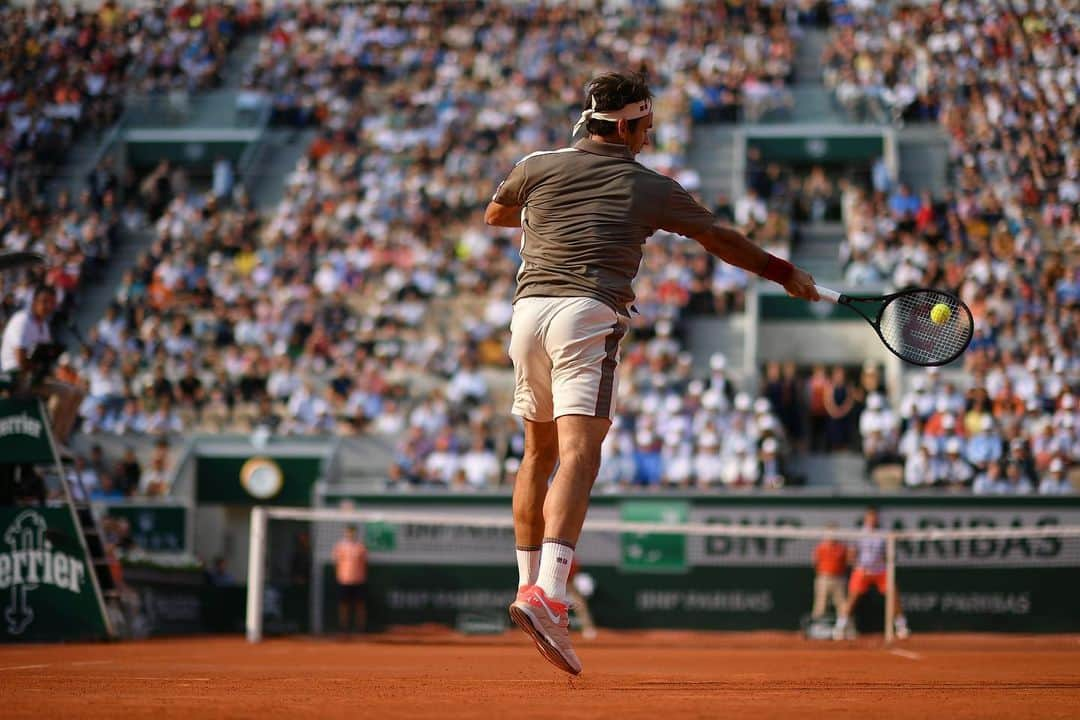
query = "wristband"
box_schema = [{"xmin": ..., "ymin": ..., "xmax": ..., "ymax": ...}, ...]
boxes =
[{"xmin": 761, "ymin": 253, "xmax": 795, "ymax": 285}]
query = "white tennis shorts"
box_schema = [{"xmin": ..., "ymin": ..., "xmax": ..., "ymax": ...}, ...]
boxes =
[{"xmin": 508, "ymin": 296, "xmax": 629, "ymax": 423}]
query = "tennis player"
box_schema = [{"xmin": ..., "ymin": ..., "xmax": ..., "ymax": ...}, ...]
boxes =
[
  {"xmin": 834, "ymin": 507, "xmax": 910, "ymax": 639},
  {"xmin": 486, "ymin": 72, "xmax": 819, "ymax": 674}
]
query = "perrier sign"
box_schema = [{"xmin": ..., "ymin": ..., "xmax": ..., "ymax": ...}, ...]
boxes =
[
  {"xmin": 0, "ymin": 508, "xmax": 109, "ymax": 642},
  {"xmin": 0, "ymin": 398, "xmax": 54, "ymax": 464}
]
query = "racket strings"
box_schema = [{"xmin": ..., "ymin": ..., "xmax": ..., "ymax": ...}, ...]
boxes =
[{"xmin": 879, "ymin": 292, "xmax": 972, "ymax": 365}]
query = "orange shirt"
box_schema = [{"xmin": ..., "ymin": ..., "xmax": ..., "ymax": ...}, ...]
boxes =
[
  {"xmin": 814, "ymin": 541, "xmax": 848, "ymax": 577},
  {"xmin": 333, "ymin": 539, "xmax": 367, "ymax": 585}
]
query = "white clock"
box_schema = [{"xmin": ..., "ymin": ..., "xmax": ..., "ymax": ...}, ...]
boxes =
[{"xmin": 240, "ymin": 457, "xmax": 284, "ymax": 500}]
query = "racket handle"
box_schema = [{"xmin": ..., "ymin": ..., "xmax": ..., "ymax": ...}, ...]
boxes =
[{"xmin": 815, "ymin": 285, "xmax": 842, "ymax": 303}]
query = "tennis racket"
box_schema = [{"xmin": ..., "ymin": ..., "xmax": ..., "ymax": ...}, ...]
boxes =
[
  {"xmin": 0, "ymin": 250, "xmax": 46, "ymax": 272},
  {"xmin": 815, "ymin": 285, "xmax": 974, "ymax": 367}
]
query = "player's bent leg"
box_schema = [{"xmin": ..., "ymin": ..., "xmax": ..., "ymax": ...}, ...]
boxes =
[
  {"xmin": 510, "ymin": 418, "xmax": 558, "ymax": 678},
  {"xmin": 513, "ymin": 419, "xmax": 558, "ymax": 590},
  {"xmin": 542, "ymin": 414, "xmax": 610, "ymax": 545},
  {"xmin": 511, "ymin": 415, "xmax": 609, "ymax": 674}
]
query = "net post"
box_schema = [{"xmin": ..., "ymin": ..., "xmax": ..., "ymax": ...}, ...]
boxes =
[
  {"xmin": 884, "ymin": 531, "xmax": 897, "ymax": 645},
  {"xmin": 246, "ymin": 506, "xmax": 268, "ymax": 643}
]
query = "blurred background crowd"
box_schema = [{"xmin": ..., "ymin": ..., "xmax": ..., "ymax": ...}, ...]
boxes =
[{"xmin": 0, "ymin": 0, "xmax": 1076, "ymax": 497}]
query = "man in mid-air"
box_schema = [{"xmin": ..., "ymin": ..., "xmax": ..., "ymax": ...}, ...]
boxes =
[{"xmin": 485, "ymin": 72, "xmax": 819, "ymax": 674}]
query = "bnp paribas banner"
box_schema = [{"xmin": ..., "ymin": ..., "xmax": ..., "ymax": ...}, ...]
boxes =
[
  {"xmin": 0, "ymin": 507, "xmax": 109, "ymax": 642},
  {"xmin": 316, "ymin": 495, "xmax": 1080, "ymax": 632}
]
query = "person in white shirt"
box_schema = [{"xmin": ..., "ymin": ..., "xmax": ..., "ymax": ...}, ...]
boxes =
[
  {"xmin": 424, "ymin": 434, "xmax": 460, "ymax": 486},
  {"xmin": 1003, "ymin": 461, "xmax": 1034, "ymax": 495},
  {"xmin": 940, "ymin": 438, "xmax": 974, "ymax": 488},
  {"xmin": 904, "ymin": 442, "xmax": 939, "ymax": 488},
  {"xmin": 1038, "ymin": 458, "xmax": 1073, "ymax": 495},
  {"xmin": 446, "ymin": 356, "xmax": 489, "ymax": 406},
  {"xmin": 0, "ymin": 286, "xmax": 83, "ymax": 442},
  {"xmin": 67, "ymin": 456, "xmax": 100, "ymax": 500},
  {"xmin": 661, "ymin": 431, "xmax": 694, "ymax": 488},
  {"xmin": 973, "ymin": 462, "xmax": 1008, "ymax": 495},
  {"xmin": 722, "ymin": 439, "xmax": 760, "ymax": 487},
  {"xmin": 859, "ymin": 393, "xmax": 896, "ymax": 441},
  {"xmin": 693, "ymin": 432, "xmax": 725, "ymax": 487},
  {"xmin": 460, "ymin": 436, "xmax": 500, "ymax": 489},
  {"xmin": 759, "ymin": 437, "xmax": 786, "ymax": 489}
]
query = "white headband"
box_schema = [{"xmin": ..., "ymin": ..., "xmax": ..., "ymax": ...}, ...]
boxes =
[{"xmin": 572, "ymin": 96, "xmax": 652, "ymax": 137}]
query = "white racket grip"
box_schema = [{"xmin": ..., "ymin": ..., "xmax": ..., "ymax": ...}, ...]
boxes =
[{"xmin": 815, "ymin": 285, "xmax": 842, "ymax": 303}]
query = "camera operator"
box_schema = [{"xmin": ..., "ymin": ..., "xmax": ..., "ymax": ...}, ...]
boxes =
[{"xmin": 0, "ymin": 285, "xmax": 83, "ymax": 444}]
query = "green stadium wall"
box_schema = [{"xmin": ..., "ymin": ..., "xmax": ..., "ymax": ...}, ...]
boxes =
[{"xmin": 308, "ymin": 495, "xmax": 1080, "ymax": 634}]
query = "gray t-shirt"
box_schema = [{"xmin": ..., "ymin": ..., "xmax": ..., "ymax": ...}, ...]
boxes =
[{"xmin": 493, "ymin": 138, "xmax": 716, "ymax": 315}]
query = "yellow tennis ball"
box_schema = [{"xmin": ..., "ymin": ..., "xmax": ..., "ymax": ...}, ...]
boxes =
[{"xmin": 930, "ymin": 303, "xmax": 951, "ymax": 325}]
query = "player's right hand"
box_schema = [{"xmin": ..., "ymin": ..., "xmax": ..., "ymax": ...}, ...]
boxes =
[{"xmin": 784, "ymin": 267, "xmax": 820, "ymax": 301}]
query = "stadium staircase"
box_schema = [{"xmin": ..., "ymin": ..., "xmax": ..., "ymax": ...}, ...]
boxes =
[
  {"xmin": 789, "ymin": 28, "xmax": 849, "ymax": 124},
  {"xmin": 686, "ymin": 28, "xmax": 913, "ymax": 488},
  {"xmin": 244, "ymin": 128, "xmax": 318, "ymax": 210},
  {"xmin": 897, "ymin": 124, "xmax": 950, "ymax": 195},
  {"xmin": 792, "ymin": 222, "xmax": 845, "ymax": 286}
]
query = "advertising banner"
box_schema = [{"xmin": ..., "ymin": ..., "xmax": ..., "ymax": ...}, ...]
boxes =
[
  {"xmin": 315, "ymin": 495, "xmax": 1080, "ymax": 632},
  {"xmin": 0, "ymin": 399, "xmax": 55, "ymax": 464},
  {"xmin": 0, "ymin": 507, "xmax": 109, "ymax": 642}
]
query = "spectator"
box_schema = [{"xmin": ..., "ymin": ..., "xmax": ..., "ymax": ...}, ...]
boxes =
[
  {"xmin": 460, "ymin": 436, "xmax": 499, "ymax": 490},
  {"xmin": 633, "ymin": 431, "xmax": 665, "ymax": 489},
  {"xmin": 661, "ymin": 432, "xmax": 695, "ymax": 489},
  {"xmin": 207, "ymin": 556, "xmax": 237, "ymax": 587},
  {"xmin": 722, "ymin": 438, "xmax": 760, "ymax": 487},
  {"xmin": 1039, "ymin": 458, "xmax": 1073, "ymax": 496},
  {"xmin": 824, "ymin": 366, "xmax": 856, "ymax": 451},
  {"xmin": 759, "ymin": 437, "xmax": 787, "ymax": 489},
  {"xmin": 904, "ymin": 441, "xmax": 939, "ymax": 489},
  {"xmin": 423, "ymin": 433, "xmax": 459, "ymax": 487},
  {"xmin": 694, "ymin": 432, "xmax": 726, "ymax": 488},
  {"xmin": 115, "ymin": 447, "xmax": 142, "ymax": 496},
  {"xmin": 212, "ymin": 156, "xmax": 234, "ymax": 202},
  {"xmin": 1004, "ymin": 461, "xmax": 1034, "ymax": 496},
  {"xmin": 807, "ymin": 364, "xmax": 831, "ymax": 451},
  {"xmin": 939, "ymin": 438, "xmax": 974, "ymax": 490}
]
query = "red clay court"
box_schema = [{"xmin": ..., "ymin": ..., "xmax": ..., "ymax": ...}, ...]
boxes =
[{"xmin": 3, "ymin": 631, "xmax": 1079, "ymax": 719}]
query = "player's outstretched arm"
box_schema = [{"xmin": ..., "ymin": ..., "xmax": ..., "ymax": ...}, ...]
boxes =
[
  {"xmin": 694, "ymin": 222, "xmax": 820, "ymax": 302},
  {"xmin": 484, "ymin": 201, "xmax": 522, "ymax": 228}
]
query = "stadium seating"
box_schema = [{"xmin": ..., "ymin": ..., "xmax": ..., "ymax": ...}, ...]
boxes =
[
  {"xmin": 49, "ymin": 0, "xmax": 807, "ymax": 492},
  {"xmin": 4, "ymin": 0, "xmax": 1075, "ymax": 495},
  {"xmin": 815, "ymin": 0, "xmax": 1078, "ymax": 493}
]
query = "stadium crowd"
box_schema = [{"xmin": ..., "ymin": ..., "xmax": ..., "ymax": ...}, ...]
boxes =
[
  {"xmin": 1, "ymin": 1, "xmax": 253, "ymax": 201},
  {"xmin": 1, "ymin": 0, "xmax": 258, "ymax": 321},
  {"xmin": 17, "ymin": 0, "xmax": 808, "ymax": 492},
  {"xmin": 816, "ymin": 0, "xmax": 1079, "ymax": 494},
  {"xmin": 1, "ymin": 1, "xmax": 258, "ymax": 496},
  {"xmin": 2, "ymin": 0, "xmax": 1075, "ymax": 495}
]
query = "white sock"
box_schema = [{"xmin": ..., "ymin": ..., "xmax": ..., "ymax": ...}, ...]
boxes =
[
  {"xmin": 536, "ymin": 539, "xmax": 575, "ymax": 601},
  {"xmin": 835, "ymin": 615, "xmax": 849, "ymax": 628},
  {"xmin": 516, "ymin": 545, "xmax": 541, "ymax": 588}
]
